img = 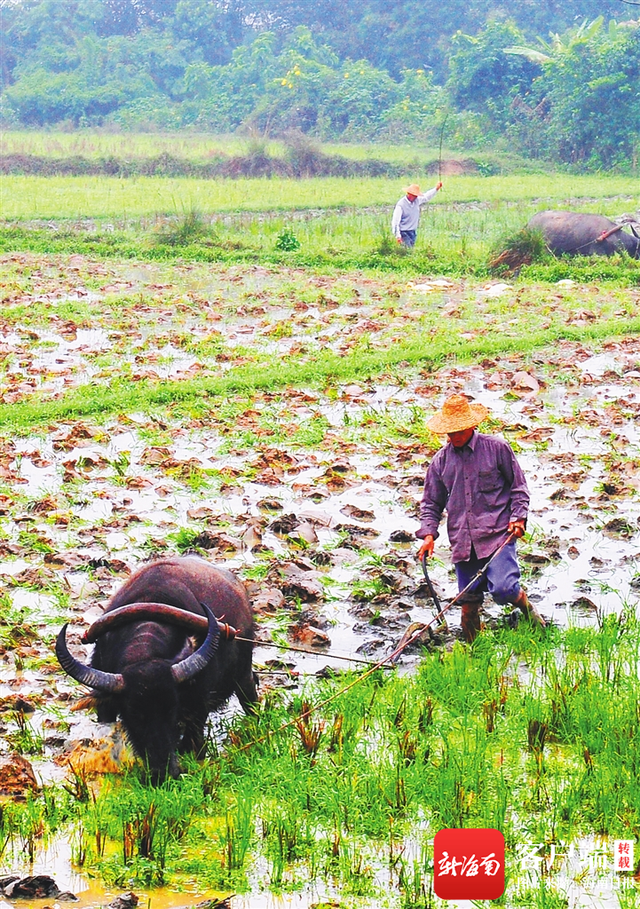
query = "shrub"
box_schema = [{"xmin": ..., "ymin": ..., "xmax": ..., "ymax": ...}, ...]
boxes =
[{"xmin": 275, "ymin": 228, "xmax": 301, "ymax": 252}]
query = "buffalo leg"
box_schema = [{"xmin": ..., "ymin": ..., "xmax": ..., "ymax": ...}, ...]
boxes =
[
  {"xmin": 179, "ymin": 701, "xmax": 210, "ymax": 758},
  {"xmin": 236, "ymin": 672, "xmax": 259, "ymax": 714}
]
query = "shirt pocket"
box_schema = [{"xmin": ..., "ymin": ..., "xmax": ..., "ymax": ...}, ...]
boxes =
[{"xmin": 478, "ymin": 470, "xmax": 501, "ymax": 494}]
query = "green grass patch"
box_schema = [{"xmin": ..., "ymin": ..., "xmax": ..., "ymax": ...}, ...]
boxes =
[
  {"xmin": 2, "ymin": 314, "xmax": 640, "ymax": 435},
  {"xmin": 6, "ymin": 619, "xmax": 640, "ymax": 905}
]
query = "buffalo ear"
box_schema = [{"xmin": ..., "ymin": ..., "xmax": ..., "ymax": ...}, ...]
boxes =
[
  {"xmin": 174, "ymin": 638, "xmax": 197, "ymax": 662},
  {"xmin": 171, "ymin": 603, "xmax": 219, "ymax": 684}
]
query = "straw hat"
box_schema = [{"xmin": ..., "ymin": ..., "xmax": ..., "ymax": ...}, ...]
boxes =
[
  {"xmin": 427, "ymin": 394, "xmax": 489, "ymax": 434},
  {"xmin": 404, "ymin": 183, "xmax": 422, "ymax": 195}
]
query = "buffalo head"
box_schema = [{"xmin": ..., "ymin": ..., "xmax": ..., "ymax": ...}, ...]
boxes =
[{"xmin": 56, "ymin": 602, "xmax": 220, "ymax": 780}]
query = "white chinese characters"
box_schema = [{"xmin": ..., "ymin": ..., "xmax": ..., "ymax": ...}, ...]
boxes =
[{"xmin": 437, "ymin": 851, "xmax": 501, "ymax": 877}]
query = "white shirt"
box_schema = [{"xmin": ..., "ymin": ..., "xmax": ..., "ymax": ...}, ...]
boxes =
[{"xmin": 391, "ymin": 186, "xmax": 439, "ymax": 237}]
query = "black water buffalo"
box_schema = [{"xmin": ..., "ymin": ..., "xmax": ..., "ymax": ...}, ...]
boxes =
[
  {"xmin": 528, "ymin": 210, "xmax": 640, "ymax": 258},
  {"xmin": 56, "ymin": 556, "xmax": 258, "ymax": 780}
]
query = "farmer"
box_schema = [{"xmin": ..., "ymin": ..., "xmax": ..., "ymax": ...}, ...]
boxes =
[
  {"xmin": 391, "ymin": 181, "xmax": 443, "ymax": 247},
  {"xmin": 415, "ymin": 394, "xmax": 545, "ymax": 642}
]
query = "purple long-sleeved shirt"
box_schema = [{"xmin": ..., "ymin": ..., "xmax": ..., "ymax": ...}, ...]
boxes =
[{"xmin": 416, "ymin": 431, "xmax": 529, "ymax": 562}]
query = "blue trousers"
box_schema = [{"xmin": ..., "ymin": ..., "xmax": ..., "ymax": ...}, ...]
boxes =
[
  {"xmin": 455, "ymin": 542, "xmax": 521, "ymax": 605},
  {"xmin": 400, "ymin": 230, "xmax": 417, "ymax": 247}
]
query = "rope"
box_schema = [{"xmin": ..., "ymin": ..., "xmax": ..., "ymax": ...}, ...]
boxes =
[
  {"xmin": 561, "ymin": 223, "xmax": 624, "ymax": 254},
  {"xmin": 437, "ymin": 113, "xmax": 449, "ymax": 185},
  {"xmin": 237, "ymin": 636, "xmax": 392, "ymax": 669},
  {"xmin": 231, "ymin": 534, "xmax": 517, "ymax": 753}
]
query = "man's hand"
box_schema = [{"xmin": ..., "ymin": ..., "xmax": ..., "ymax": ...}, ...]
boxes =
[
  {"xmin": 417, "ymin": 535, "xmax": 435, "ymax": 560},
  {"xmin": 396, "ymin": 237, "xmax": 403, "ymax": 244},
  {"xmin": 436, "ymin": 181, "xmax": 443, "ymax": 190},
  {"xmin": 508, "ymin": 519, "xmax": 526, "ymax": 539}
]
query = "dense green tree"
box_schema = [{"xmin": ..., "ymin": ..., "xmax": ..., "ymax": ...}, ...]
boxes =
[
  {"xmin": 182, "ymin": 31, "xmax": 279, "ymax": 130},
  {"xmin": 4, "ymin": 32, "xmax": 158, "ymax": 124},
  {"xmin": 447, "ymin": 19, "xmax": 539, "ymax": 130},
  {"xmin": 100, "ymin": 0, "xmax": 179, "ymax": 33},
  {"xmin": 170, "ymin": 0, "xmax": 243, "ymax": 65},
  {"xmin": 505, "ymin": 17, "xmax": 640, "ymax": 166},
  {"xmin": 2, "ymin": 0, "xmax": 628, "ymax": 88},
  {"xmin": 540, "ymin": 20, "xmax": 639, "ymax": 166},
  {"xmin": 238, "ymin": 0, "xmax": 626, "ymax": 78},
  {"xmin": 0, "ymin": 0, "xmax": 637, "ymax": 168}
]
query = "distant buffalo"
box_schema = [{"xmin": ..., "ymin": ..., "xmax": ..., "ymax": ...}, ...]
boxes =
[
  {"xmin": 528, "ymin": 210, "xmax": 640, "ymax": 258},
  {"xmin": 56, "ymin": 556, "xmax": 257, "ymax": 780}
]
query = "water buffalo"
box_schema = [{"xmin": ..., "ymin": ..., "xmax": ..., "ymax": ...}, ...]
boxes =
[
  {"xmin": 528, "ymin": 210, "xmax": 640, "ymax": 258},
  {"xmin": 56, "ymin": 556, "xmax": 258, "ymax": 780}
]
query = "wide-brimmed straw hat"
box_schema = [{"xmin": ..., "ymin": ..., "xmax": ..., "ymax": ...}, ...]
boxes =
[
  {"xmin": 404, "ymin": 183, "xmax": 421, "ymax": 195},
  {"xmin": 427, "ymin": 394, "xmax": 489, "ymax": 434}
]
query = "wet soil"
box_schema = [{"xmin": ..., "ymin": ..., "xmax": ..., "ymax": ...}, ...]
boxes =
[{"xmin": 1, "ymin": 253, "xmax": 639, "ymax": 907}]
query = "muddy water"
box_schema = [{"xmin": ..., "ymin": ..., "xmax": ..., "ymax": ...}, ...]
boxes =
[
  {"xmin": 2, "ymin": 257, "xmax": 640, "ymax": 907},
  {"xmin": 5, "ymin": 348, "xmax": 640, "ymax": 907},
  {"xmin": 4, "ymin": 341, "xmax": 640, "ymax": 694}
]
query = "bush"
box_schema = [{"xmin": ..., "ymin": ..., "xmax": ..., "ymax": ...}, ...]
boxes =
[{"xmin": 275, "ymin": 229, "xmax": 301, "ymax": 252}]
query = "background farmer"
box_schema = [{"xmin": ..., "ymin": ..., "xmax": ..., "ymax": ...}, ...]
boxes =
[
  {"xmin": 391, "ymin": 181, "xmax": 443, "ymax": 247},
  {"xmin": 415, "ymin": 394, "xmax": 545, "ymax": 642}
]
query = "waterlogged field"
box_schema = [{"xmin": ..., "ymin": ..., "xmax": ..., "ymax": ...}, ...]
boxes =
[{"xmin": 0, "ymin": 156, "xmax": 640, "ymax": 909}]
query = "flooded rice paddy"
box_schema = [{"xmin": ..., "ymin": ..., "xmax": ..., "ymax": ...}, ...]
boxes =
[{"xmin": 1, "ymin": 254, "xmax": 640, "ymax": 907}]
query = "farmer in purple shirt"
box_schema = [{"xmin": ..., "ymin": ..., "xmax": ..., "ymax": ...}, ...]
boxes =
[{"xmin": 416, "ymin": 394, "xmax": 545, "ymax": 642}]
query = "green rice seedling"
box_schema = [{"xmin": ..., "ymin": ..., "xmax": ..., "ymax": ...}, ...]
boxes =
[
  {"xmin": 275, "ymin": 228, "xmax": 301, "ymax": 251},
  {"xmin": 110, "ymin": 450, "xmax": 131, "ymax": 480},
  {"xmin": 1, "ymin": 171, "xmax": 637, "ymax": 225},
  {"xmin": 294, "ymin": 702, "xmax": 325, "ymax": 762},
  {"xmin": 351, "ymin": 575, "xmax": 394, "ymax": 602},
  {"xmin": 261, "ymin": 798, "xmax": 318, "ymax": 889},
  {"xmin": 0, "ymin": 795, "xmax": 48, "ymax": 863},
  {"xmin": 151, "ymin": 210, "xmax": 212, "ymax": 248},
  {"xmin": 335, "ymin": 839, "xmax": 376, "ymax": 896},
  {"xmin": 511, "ymin": 880, "xmax": 570, "ymax": 908},
  {"xmin": 167, "ymin": 525, "xmax": 207, "ymax": 554},
  {"xmin": 7, "ymin": 710, "xmax": 45, "ymax": 756},
  {"xmin": 397, "ymin": 851, "xmax": 434, "ymax": 909},
  {"xmin": 28, "ymin": 617, "xmax": 640, "ymax": 900},
  {"xmin": 616, "ymin": 881, "xmax": 640, "ymax": 908},
  {"xmin": 82, "ymin": 771, "xmax": 208, "ymax": 885},
  {"xmin": 220, "ymin": 797, "xmax": 254, "ymax": 875},
  {"xmin": 527, "ymin": 718, "xmax": 548, "ymax": 768},
  {"xmin": 62, "ymin": 763, "xmax": 92, "ymax": 805}
]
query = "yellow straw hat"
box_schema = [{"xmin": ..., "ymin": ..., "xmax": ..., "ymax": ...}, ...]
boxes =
[
  {"xmin": 404, "ymin": 183, "xmax": 422, "ymax": 195},
  {"xmin": 427, "ymin": 394, "xmax": 489, "ymax": 434}
]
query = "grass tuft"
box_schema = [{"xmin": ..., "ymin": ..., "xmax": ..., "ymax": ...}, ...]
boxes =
[
  {"xmin": 151, "ymin": 209, "xmax": 210, "ymax": 247},
  {"xmin": 488, "ymin": 227, "xmax": 549, "ymax": 274}
]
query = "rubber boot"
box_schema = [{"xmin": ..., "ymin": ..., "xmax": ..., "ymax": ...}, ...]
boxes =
[
  {"xmin": 512, "ymin": 588, "xmax": 545, "ymax": 628},
  {"xmin": 459, "ymin": 594, "xmax": 484, "ymax": 643}
]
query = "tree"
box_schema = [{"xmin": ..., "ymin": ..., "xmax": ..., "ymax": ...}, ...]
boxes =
[
  {"xmin": 170, "ymin": 0, "xmax": 243, "ymax": 66},
  {"xmin": 505, "ymin": 18, "xmax": 640, "ymax": 166},
  {"xmin": 4, "ymin": 33, "xmax": 158, "ymax": 124},
  {"xmin": 446, "ymin": 19, "xmax": 538, "ymax": 131}
]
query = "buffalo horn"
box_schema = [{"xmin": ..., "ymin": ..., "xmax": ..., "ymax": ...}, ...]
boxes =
[
  {"xmin": 82, "ymin": 603, "xmax": 210, "ymax": 643},
  {"xmin": 82, "ymin": 603, "xmax": 237, "ymax": 643},
  {"xmin": 171, "ymin": 603, "xmax": 220, "ymax": 684},
  {"xmin": 56, "ymin": 624, "xmax": 126, "ymax": 693}
]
